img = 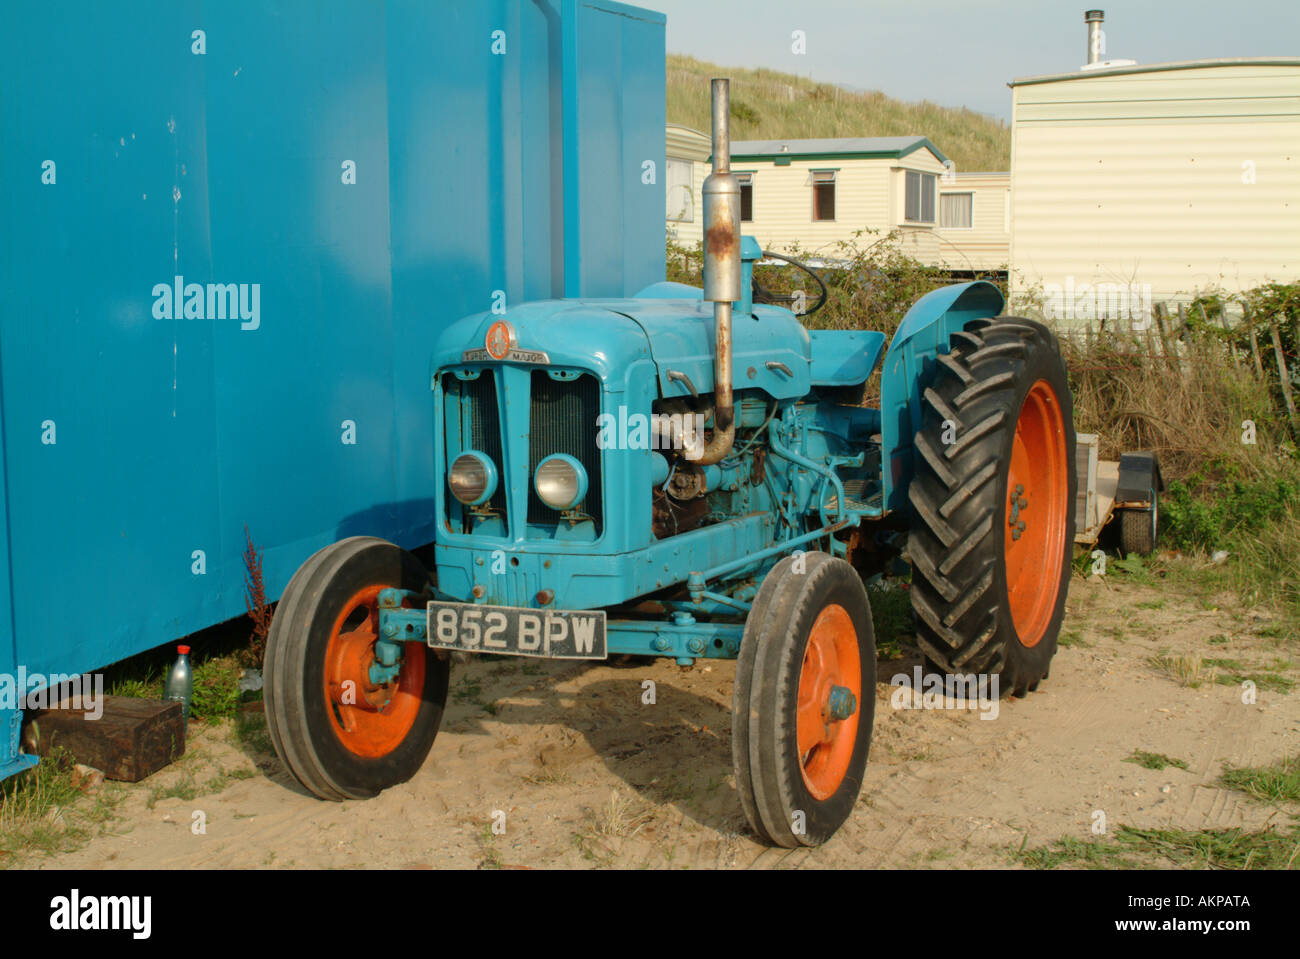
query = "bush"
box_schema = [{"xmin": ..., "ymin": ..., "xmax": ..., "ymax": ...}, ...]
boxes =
[
  {"xmin": 1163, "ymin": 476, "xmax": 1300, "ymax": 551},
  {"xmin": 667, "ymin": 229, "xmax": 1002, "ymax": 341},
  {"xmin": 1060, "ymin": 327, "xmax": 1289, "ymax": 484},
  {"xmin": 188, "ymin": 656, "xmax": 243, "ymax": 722}
]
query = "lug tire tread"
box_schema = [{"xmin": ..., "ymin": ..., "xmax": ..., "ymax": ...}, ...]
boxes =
[{"xmin": 907, "ymin": 317, "xmax": 1076, "ymax": 697}]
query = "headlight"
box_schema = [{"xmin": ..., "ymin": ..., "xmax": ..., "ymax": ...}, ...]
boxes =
[
  {"xmin": 449, "ymin": 451, "xmax": 498, "ymax": 506},
  {"xmin": 534, "ymin": 454, "xmax": 588, "ymax": 510}
]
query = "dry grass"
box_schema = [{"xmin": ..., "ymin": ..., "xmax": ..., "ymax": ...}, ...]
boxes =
[
  {"xmin": 593, "ymin": 789, "xmax": 655, "ymax": 839},
  {"xmin": 667, "ymin": 55, "xmax": 1010, "ymax": 173},
  {"xmin": 1226, "ymin": 502, "xmax": 1300, "ymax": 625},
  {"xmin": 0, "ymin": 749, "xmax": 124, "ymax": 864},
  {"xmin": 1149, "ymin": 652, "xmax": 1217, "ymax": 688},
  {"xmin": 1049, "ymin": 317, "xmax": 1299, "ymax": 633},
  {"xmin": 1058, "ymin": 327, "xmax": 1287, "ymax": 482}
]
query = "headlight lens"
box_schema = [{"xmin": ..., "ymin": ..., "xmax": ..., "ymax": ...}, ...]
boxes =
[
  {"xmin": 449, "ymin": 451, "xmax": 497, "ymax": 506},
  {"xmin": 534, "ymin": 454, "xmax": 588, "ymax": 510}
]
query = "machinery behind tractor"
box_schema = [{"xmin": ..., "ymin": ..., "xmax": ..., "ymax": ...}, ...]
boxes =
[{"xmin": 265, "ymin": 80, "xmax": 1083, "ymax": 847}]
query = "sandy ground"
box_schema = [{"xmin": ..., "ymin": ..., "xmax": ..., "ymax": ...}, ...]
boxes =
[{"xmin": 31, "ymin": 575, "xmax": 1300, "ymax": 870}]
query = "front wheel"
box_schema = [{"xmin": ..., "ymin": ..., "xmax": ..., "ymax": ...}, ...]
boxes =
[
  {"xmin": 733, "ymin": 553, "xmax": 876, "ymax": 847},
  {"xmin": 264, "ymin": 537, "xmax": 449, "ymax": 800}
]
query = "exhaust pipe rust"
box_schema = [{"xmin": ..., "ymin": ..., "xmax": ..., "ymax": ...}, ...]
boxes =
[{"xmin": 698, "ymin": 78, "xmax": 740, "ymax": 465}]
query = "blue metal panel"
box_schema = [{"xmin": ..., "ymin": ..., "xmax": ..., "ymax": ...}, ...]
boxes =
[
  {"xmin": 1, "ymin": 1, "xmax": 222, "ymax": 679},
  {"xmin": 810, "ymin": 330, "xmax": 886, "ymax": 386},
  {"xmin": 562, "ymin": 0, "xmax": 667, "ymax": 297},
  {"xmin": 0, "ymin": 0, "xmax": 666, "ymax": 708},
  {"xmin": 633, "ymin": 282, "xmax": 704, "ymax": 300},
  {"xmin": 878, "ymin": 281, "xmax": 1005, "ymax": 512},
  {"xmin": 201, "ymin": 2, "xmax": 400, "ymax": 620},
  {"xmin": 435, "ymin": 512, "xmax": 776, "ymax": 611},
  {"xmin": 0, "ymin": 277, "xmax": 30, "ymax": 778}
]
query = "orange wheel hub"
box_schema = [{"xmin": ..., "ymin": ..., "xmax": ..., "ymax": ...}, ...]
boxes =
[
  {"xmin": 796, "ymin": 604, "xmax": 862, "ymax": 800},
  {"xmin": 323, "ymin": 585, "xmax": 425, "ymax": 758},
  {"xmin": 1004, "ymin": 380, "xmax": 1069, "ymax": 647}
]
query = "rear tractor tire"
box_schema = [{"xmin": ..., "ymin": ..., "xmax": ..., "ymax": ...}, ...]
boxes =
[
  {"xmin": 732, "ymin": 553, "xmax": 876, "ymax": 847},
  {"xmin": 907, "ymin": 317, "xmax": 1076, "ymax": 697},
  {"xmin": 264, "ymin": 537, "xmax": 449, "ymax": 800}
]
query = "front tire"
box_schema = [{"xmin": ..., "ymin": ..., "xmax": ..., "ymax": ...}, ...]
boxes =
[
  {"xmin": 264, "ymin": 537, "xmax": 449, "ymax": 800},
  {"xmin": 907, "ymin": 317, "xmax": 1076, "ymax": 696},
  {"xmin": 733, "ymin": 553, "xmax": 875, "ymax": 847}
]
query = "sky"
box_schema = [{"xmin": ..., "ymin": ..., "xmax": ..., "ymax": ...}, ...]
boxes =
[{"xmin": 638, "ymin": 0, "xmax": 1299, "ymax": 119}]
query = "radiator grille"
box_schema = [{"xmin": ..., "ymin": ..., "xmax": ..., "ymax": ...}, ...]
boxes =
[
  {"xmin": 528, "ymin": 371, "xmax": 602, "ymax": 530},
  {"xmin": 445, "ymin": 371, "xmax": 507, "ymax": 517}
]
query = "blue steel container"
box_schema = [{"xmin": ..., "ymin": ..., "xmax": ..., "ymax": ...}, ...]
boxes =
[{"xmin": 0, "ymin": 0, "xmax": 666, "ymax": 778}]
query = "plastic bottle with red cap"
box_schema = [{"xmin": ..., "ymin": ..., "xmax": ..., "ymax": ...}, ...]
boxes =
[{"xmin": 164, "ymin": 644, "xmax": 193, "ymax": 722}]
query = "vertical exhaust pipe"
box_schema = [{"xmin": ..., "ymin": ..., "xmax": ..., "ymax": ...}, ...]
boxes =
[
  {"xmin": 1085, "ymin": 10, "xmax": 1104, "ymax": 65},
  {"xmin": 698, "ymin": 78, "xmax": 740, "ymax": 465}
]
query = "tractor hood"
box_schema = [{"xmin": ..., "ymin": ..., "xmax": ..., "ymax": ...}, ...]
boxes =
[
  {"xmin": 434, "ymin": 297, "xmax": 812, "ymax": 401},
  {"xmin": 433, "ymin": 301, "xmax": 655, "ymax": 393}
]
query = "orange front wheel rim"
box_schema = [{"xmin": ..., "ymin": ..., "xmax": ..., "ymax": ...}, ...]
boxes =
[
  {"xmin": 1004, "ymin": 379, "xmax": 1069, "ymax": 647},
  {"xmin": 796, "ymin": 604, "xmax": 862, "ymax": 800},
  {"xmin": 323, "ymin": 585, "xmax": 425, "ymax": 758}
]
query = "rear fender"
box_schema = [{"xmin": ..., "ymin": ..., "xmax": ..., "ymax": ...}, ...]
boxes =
[{"xmin": 879, "ymin": 281, "xmax": 1005, "ymax": 513}]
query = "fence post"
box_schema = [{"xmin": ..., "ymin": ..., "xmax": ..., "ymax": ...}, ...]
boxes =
[
  {"xmin": 1206, "ymin": 300, "xmax": 1239, "ymax": 366},
  {"xmin": 1177, "ymin": 304, "xmax": 1192, "ymax": 373},
  {"xmin": 1154, "ymin": 302, "xmax": 1178, "ymax": 369},
  {"xmin": 1249, "ymin": 329, "xmax": 1265, "ymax": 378},
  {"xmin": 1269, "ymin": 318, "xmax": 1298, "ymax": 432},
  {"xmin": 1242, "ymin": 302, "xmax": 1266, "ymax": 379}
]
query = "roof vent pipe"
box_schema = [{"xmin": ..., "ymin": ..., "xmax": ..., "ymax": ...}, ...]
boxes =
[{"xmin": 1085, "ymin": 10, "xmax": 1104, "ymax": 66}]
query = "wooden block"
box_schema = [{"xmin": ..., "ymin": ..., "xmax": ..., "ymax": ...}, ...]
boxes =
[{"xmin": 30, "ymin": 696, "xmax": 185, "ymax": 782}]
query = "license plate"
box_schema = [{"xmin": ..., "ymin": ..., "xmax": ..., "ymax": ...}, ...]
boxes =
[{"xmin": 426, "ymin": 601, "xmax": 608, "ymax": 660}]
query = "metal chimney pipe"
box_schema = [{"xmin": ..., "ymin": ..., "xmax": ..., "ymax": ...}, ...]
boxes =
[
  {"xmin": 698, "ymin": 78, "xmax": 740, "ymax": 465},
  {"xmin": 1085, "ymin": 10, "xmax": 1104, "ymax": 65}
]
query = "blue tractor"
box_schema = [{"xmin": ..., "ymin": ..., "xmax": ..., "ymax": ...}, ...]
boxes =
[{"xmin": 263, "ymin": 80, "xmax": 1077, "ymax": 847}]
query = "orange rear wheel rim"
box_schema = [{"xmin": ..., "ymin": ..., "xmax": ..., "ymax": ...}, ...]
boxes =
[
  {"xmin": 323, "ymin": 585, "xmax": 425, "ymax": 758},
  {"xmin": 1004, "ymin": 379, "xmax": 1068, "ymax": 647},
  {"xmin": 796, "ymin": 604, "xmax": 862, "ymax": 800}
]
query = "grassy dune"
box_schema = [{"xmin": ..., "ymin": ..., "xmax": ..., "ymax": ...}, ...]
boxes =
[{"xmin": 667, "ymin": 54, "xmax": 1011, "ymax": 173}]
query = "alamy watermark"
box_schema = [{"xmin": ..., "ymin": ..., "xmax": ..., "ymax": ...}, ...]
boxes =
[
  {"xmin": 152, "ymin": 275, "xmax": 260, "ymax": 331},
  {"xmin": 1042, "ymin": 277, "xmax": 1153, "ymax": 329},
  {"xmin": 889, "ymin": 666, "xmax": 1000, "ymax": 720},
  {"xmin": 50, "ymin": 889, "xmax": 150, "ymax": 939},
  {"xmin": 596, "ymin": 406, "xmax": 707, "ymax": 461},
  {"xmin": 1, "ymin": 668, "xmax": 104, "ymax": 720}
]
